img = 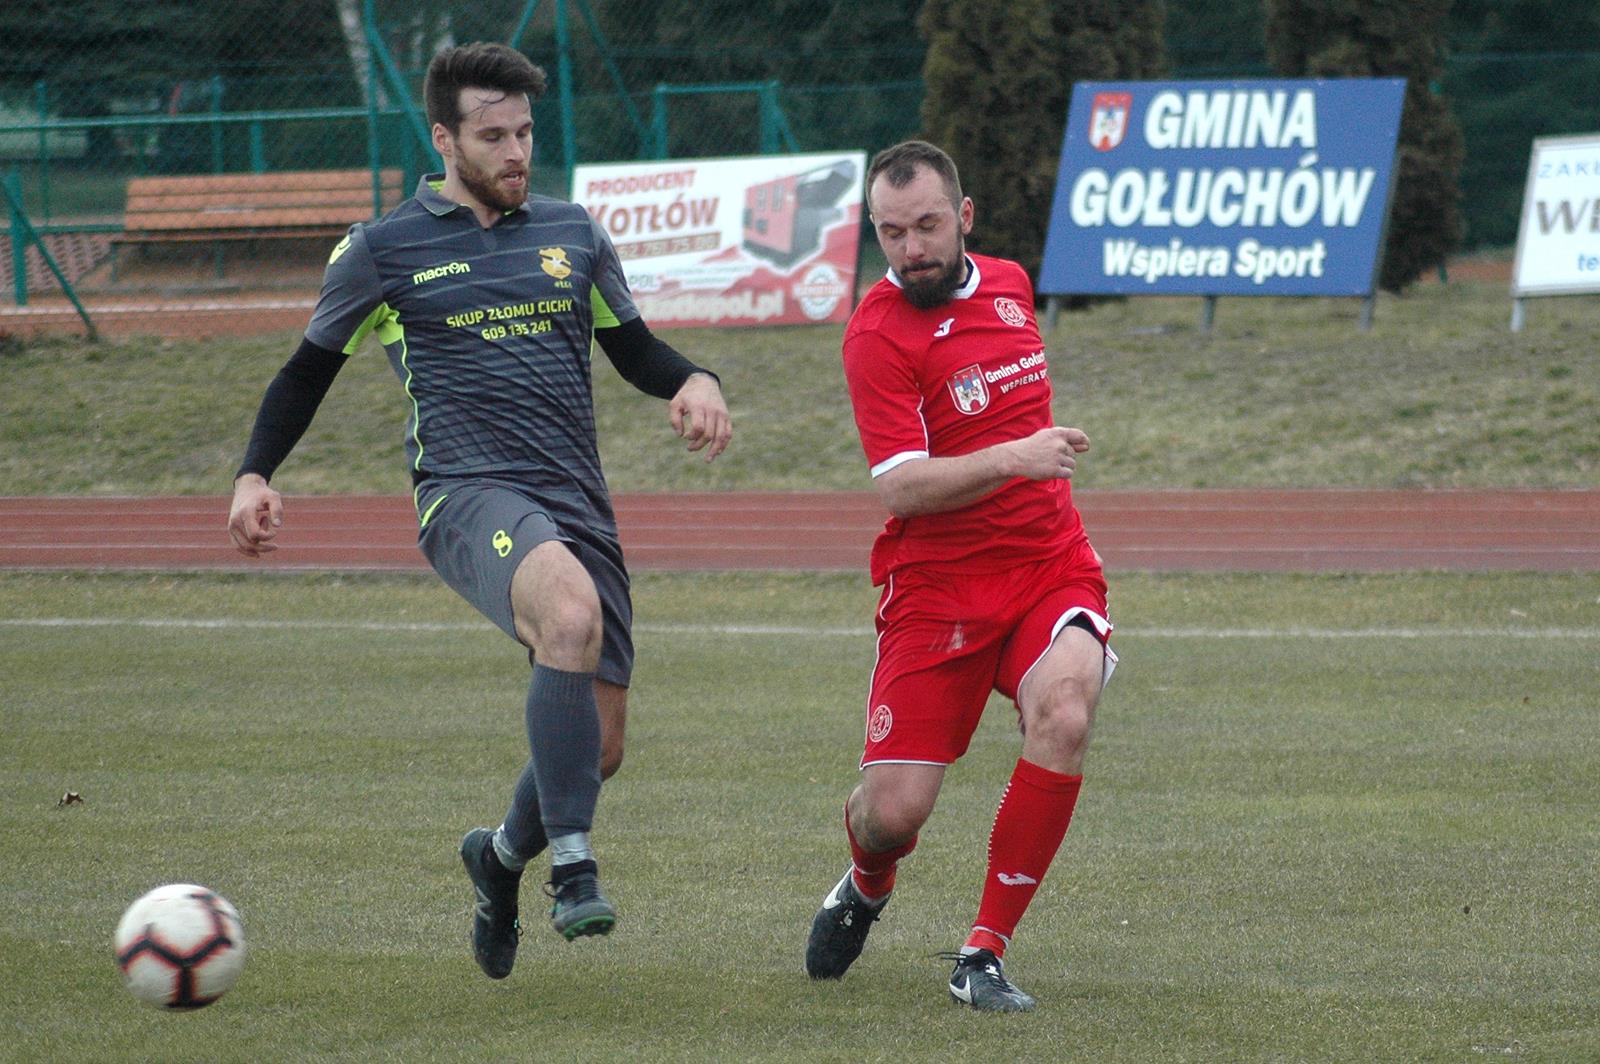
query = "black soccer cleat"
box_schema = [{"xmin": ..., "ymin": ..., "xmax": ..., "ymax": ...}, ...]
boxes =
[
  {"xmin": 546, "ymin": 859, "xmax": 617, "ymax": 940},
  {"xmin": 460, "ymin": 828, "xmax": 521, "ymax": 979},
  {"xmin": 946, "ymin": 949, "xmax": 1037, "ymax": 1012},
  {"xmin": 805, "ymin": 869, "xmax": 886, "ymax": 979}
]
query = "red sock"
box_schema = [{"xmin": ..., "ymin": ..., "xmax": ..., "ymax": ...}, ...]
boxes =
[
  {"xmin": 966, "ymin": 758, "xmax": 1082, "ymax": 957},
  {"xmin": 845, "ymin": 801, "xmax": 917, "ymax": 902}
]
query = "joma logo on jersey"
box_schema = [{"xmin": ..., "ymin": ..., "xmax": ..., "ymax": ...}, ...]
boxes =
[
  {"xmin": 412, "ymin": 261, "xmax": 472, "ymax": 286},
  {"xmin": 539, "ymin": 247, "xmax": 572, "ymax": 280},
  {"xmin": 947, "ymin": 364, "xmax": 990, "ymax": 415}
]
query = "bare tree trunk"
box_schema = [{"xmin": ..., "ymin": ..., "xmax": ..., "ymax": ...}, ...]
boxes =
[{"xmin": 333, "ymin": 0, "xmax": 376, "ymax": 104}]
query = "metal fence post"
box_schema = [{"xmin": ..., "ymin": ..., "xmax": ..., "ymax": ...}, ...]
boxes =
[
  {"xmin": 5, "ymin": 169, "xmax": 26, "ymax": 306},
  {"xmin": 366, "ymin": 49, "xmax": 384, "ymax": 216},
  {"xmin": 34, "ymin": 81, "xmax": 51, "ymax": 223},
  {"xmin": 568, "ymin": 0, "xmax": 649, "ymax": 154},
  {"xmin": 508, "ymin": 0, "xmax": 542, "ymax": 49},
  {"xmin": 555, "ymin": 0, "xmax": 578, "ymax": 182},
  {"xmin": 652, "ymin": 85, "xmax": 669, "ymax": 159},
  {"xmin": 759, "ymin": 81, "xmax": 779, "ymax": 154},
  {"xmin": 210, "ymin": 74, "xmax": 226, "ymax": 173},
  {"xmin": 362, "ymin": 0, "xmax": 439, "ymax": 169},
  {"xmin": 0, "ymin": 168, "xmax": 97, "ymax": 336},
  {"xmin": 249, "ymin": 122, "xmax": 266, "ymax": 172}
]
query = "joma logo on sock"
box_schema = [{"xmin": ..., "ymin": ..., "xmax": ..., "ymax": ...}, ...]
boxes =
[{"xmin": 996, "ymin": 872, "xmax": 1037, "ymax": 886}]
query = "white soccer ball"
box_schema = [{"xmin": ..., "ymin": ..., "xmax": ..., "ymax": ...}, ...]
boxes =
[{"xmin": 113, "ymin": 883, "xmax": 246, "ymax": 1009}]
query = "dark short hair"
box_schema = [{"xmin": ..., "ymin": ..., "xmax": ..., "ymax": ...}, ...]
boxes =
[
  {"xmin": 866, "ymin": 140, "xmax": 963, "ymax": 214},
  {"xmin": 424, "ymin": 42, "xmax": 548, "ymax": 133}
]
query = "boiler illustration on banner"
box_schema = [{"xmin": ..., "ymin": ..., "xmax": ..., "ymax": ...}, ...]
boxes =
[
  {"xmin": 573, "ymin": 151, "xmax": 865, "ymax": 328},
  {"xmin": 742, "ymin": 160, "xmax": 858, "ymax": 268}
]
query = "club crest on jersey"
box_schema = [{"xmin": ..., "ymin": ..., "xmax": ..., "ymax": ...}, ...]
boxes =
[
  {"xmin": 994, "ymin": 297, "xmax": 1028, "ymax": 327},
  {"xmin": 539, "ymin": 246, "xmax": 572, "ymax": 280},
  {"xmin": 1090, "ymin": 92, "xmax": 1132, "ymax": 151},
  {"xmin": 947, "ymin": 364, "xmax": 990, "ymax": 415}
]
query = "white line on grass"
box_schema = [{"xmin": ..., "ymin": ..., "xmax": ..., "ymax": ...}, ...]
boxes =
[{"xmin": 2, "ymin": 618, "xmax": 1599, "ymax": 639}]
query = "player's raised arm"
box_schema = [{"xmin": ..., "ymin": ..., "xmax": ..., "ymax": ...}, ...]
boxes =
[{"xmin": 226, "ymin": 336, "xmax": 347, "ymax": 555}]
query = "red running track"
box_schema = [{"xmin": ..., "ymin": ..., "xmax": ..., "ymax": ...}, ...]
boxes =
[{"xmin": 1, "ymin": 490, "xmax": 1597, "ymax": 572}]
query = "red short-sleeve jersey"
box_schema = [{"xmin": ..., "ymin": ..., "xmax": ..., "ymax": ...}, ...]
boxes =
[{"xmin": 842, "ymin": 253, "xmax": 1085, "ymax": 584}]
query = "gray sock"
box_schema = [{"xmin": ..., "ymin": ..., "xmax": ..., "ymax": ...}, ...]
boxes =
[
  {"xmin": 525, "ymin": 664, "xmax": 602, "ymax": 839},
  {"xmin": 493, "ymin": 767, "xmax": 547, "ymax": 872}
]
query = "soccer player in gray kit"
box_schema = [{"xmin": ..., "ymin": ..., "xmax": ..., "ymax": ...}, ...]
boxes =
[{"xmin": 227, "ymin": 42, "xmax": 732, "ymax": 980}]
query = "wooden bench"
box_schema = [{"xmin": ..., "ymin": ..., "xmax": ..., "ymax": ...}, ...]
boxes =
[{"xmin": 112, "ymin": 168, "xmax": 405, "ymax": 278}]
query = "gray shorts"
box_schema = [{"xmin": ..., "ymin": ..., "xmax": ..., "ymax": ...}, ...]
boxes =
[{"xmin": 414, "ymin": 477, "xmax": 634, "ymax": 687}]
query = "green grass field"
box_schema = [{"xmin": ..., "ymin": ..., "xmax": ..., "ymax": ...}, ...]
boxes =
[
  {"xmin": 3, "ymin": 280, "xmax": 1598, "ymax": 1059},
  {"xmin": 5, "ymin": 570, "xmax": 1598, "ymax": 1062}
]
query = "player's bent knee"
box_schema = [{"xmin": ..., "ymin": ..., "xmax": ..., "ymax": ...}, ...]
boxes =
[
  {"xmin": 1030, "ymin": 664, "xmax": 1100, "ymax": 717},
  {"xmin": 855, "ymin": 763, "xmax": 942, "ymax": 848},
  {"xmin": 1028, "ymin": 698, "xmax": 1094, "ymax": 755},
  {"xmin": 857, "ymin": 798, "xmax": 931, "ymax": 849},
  {"xmin": 542, "ymin": 597, "xmax": 603, "ymax": 643},
  {"xmin": 521, "ymin": 599, "xmax": 603, "ymax": 666}
]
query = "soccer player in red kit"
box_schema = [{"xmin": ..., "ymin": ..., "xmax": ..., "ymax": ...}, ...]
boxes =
[{"xmin": 804, "ymin": 140, "xmax": 1117, "ymax": 1012}]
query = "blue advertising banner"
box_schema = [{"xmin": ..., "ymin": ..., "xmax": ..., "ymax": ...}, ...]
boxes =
[{"xmin": 1039, "ymin": 79, "xmax": 1405, "ymax": 297}]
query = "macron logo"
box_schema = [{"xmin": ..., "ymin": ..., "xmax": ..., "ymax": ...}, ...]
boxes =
[
  {"xmin": 997, "ymin": 872, "xmax": 1037, "ymax": 886},
  {"xmin": 933, "ymin": 317, "xmax": 954, "ymax": 338},
  {"xmin": 412, "ymin": 260, "xmax": 471, "ymax": 286}
]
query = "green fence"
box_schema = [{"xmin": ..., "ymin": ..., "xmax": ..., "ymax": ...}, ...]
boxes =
[
  {"xmin": 0, "ymin": 0, "xmax": 924, "ymax": 325},
  {"xmin": 4, "ymin": 0, "xmax": 1589, "ymax": 330}
]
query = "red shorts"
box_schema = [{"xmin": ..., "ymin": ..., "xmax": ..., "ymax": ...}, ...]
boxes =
[{"xmin": 860, "ymin": 537, "xmax": 1113, "ymax": 767}]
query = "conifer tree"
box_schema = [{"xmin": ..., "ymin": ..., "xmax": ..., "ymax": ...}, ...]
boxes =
[
  {"xmin": 917, "ymin": 0, "xmax": 1167, "ymax": 282},
  {"xmin": 1266, "ymin": 0, "xmax": 1464, "ymax": 290}
]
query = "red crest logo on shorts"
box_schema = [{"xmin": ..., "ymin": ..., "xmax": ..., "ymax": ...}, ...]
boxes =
[
  {"xmin": 946, "ymin": 364, "xmax": 990, "ymax": 415},
  {"xmin": 868, "ymin": 704, "xmax": 893, "ymax": 743},
  {"xmin": 1090, "ymin": 92, "xmax": 1132, "ymax": 151}
]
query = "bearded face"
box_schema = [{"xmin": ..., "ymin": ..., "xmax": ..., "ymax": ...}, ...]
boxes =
[
  {"xmin": 456, "ymin": 146, "xmax": 528, "ymax": 213},
  {"xmin": 437, "ymin": 88, "xmax": 532, "ymax": 217},
  {"xmin": 869, "ymin": 164, "xmax": 974, "ymax": 310},
  {"xmin": 899, "ymin": 246, "xmax": 967, "ymax": 309}
]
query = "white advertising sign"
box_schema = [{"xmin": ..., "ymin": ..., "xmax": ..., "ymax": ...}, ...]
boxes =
[
  {"xmin": 572, "ymin": 152, "xmax": 866, "ymax": 329},
  {"xmin": 1511, "ymin": 133, "xmax": 1600, "ymax": 297}
]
